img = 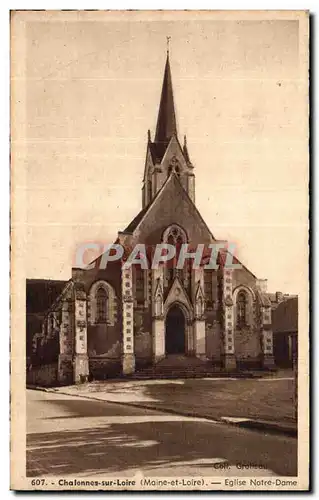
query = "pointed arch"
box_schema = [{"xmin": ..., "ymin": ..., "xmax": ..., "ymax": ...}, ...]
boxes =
[
  {"xmin": 88, "ymin": 280, "xmax": 117, "ymax": 326},
  {"xmin": 195, "ymin": 281, "xmax": 205, "ymax": 318},
  {"xmin": 96, "ymin": 286, "xmax": 108, "ymax": 323},
  {"xmin": 233, "ymin": 285, "xmax": 255, "ymax": 329},
  {"xmin": 154, "ymin": 278, "xmax": 164, "ymax": 317},
  {"xmin": 165, "ymin": 303, "xmax": 186, "ymax": 354}
]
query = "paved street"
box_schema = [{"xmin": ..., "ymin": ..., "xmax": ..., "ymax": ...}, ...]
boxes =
[
  {"xmin": 55, "ymin": 375, "xmax": 295, "ymax": 425},
  {"xmin": 27, "ymin": 390, "xmax": 297, "ymax": 478}
]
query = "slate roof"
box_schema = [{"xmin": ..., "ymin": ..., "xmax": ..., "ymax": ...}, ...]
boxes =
[
  {"xmin": 272, "ymin": 297, "xmax": 298, "ymax": 334},
  {"xmin": 155, "ymin": 52, "xmax": 177, "ymax": 144},
  {"xmin": 149, "ymin": 141, "xmax": 169, "ymax": 164},
  {"xmin": 122, "ymin": 174, "xmax": 171, "ymax": 233},
  {"xmin": 123, "ymin": 205, "xmax": 150, "ymax": 234}
]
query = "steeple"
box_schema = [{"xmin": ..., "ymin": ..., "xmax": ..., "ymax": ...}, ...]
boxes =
[
  {"xmin": 154, "ymin": 51, "xmax": 177, "ymax": 144},
  {"xmin": 142, "ymin": 47, "xmax": 196, "ymax": 208}
]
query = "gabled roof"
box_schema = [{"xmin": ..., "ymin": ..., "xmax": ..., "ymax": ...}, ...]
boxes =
[
  {"xmin": 123, "ymin": 204, "xmax": 150, "ymax": 234},
  {"xmin": 123, "ymin": 174, "xmax": 171, "ymax": 233},
  {"xmin": 148, "ymin": 132, "xmax": 188, "ymax": 167},
  {"xmin": 164, "ymin": 274, "xmax": 193, "ymax": 310},
  {"xmin": 122, "ymin": 171, "xmax": 217, "ymax": 240}
]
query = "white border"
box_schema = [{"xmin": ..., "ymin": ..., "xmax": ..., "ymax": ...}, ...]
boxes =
[{"xmin": 3, "ymin": 2, "xmax": 316, "ymax": 498}]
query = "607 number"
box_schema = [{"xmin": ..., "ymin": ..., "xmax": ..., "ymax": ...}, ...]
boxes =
[{"xmin": 31, "ymin": 479, "xmax": 46, "ymax": 486}]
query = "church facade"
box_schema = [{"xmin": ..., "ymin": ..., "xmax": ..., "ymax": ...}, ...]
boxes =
[{"xmin": 27, "ymin": 52, "xmax": 276, "ymax": 386}]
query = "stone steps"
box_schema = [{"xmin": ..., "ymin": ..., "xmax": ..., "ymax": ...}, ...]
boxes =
[{"xmin": 134, "ymin": 355, "xmax": 256, "ymax": 379}]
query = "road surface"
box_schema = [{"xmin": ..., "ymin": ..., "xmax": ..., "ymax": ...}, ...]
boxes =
[{"xmin": 27, "ymin": 389, "xmax": 297, "ymax": 478}]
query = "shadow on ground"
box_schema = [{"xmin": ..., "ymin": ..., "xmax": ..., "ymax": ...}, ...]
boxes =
[{"xmin": 27, "ymin": 398, "xmax": 297, "ymax": 477}]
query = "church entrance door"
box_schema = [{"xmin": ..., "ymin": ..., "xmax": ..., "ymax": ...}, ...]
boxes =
[{"xmin": 165, "ymin": 305, "xmax": 186, "ymax": 354}]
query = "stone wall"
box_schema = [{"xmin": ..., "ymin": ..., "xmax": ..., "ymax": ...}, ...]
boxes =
[
  {"xmin": 73, "ymin": 264, "xmax": 123, "ymax": 379},
  {"xmin": 89, "ymin": 357, "xmax": 122, "ymax": 379},
  {"xmin": 234, "ymin": 327, "xmax": 262, "ymax": 369},
  {"xmin": 27, "ymin": 363, "xmax": 58, "ymax": 387},
  {"xmin": 87, "ymin": 324, "xmax": 121, "ymax": 357},
  {"xmin": 232, "ymin": 267, "xmax": 256, "ymax": 290},
  {"xmin": 205, "ymin": 321, "xmax": 222, "ymax": 366},
  {"xmin": 135, "ymin": 331, "xmax": 152, "ymax": 367},
  {"xmin": 134, "ymin": 306, "xmax": 152, "ymax": 367},
  {"xmin": 72, "ymin": 261, "xmax": 122, "ymax": 299},
  {"xmin": 57, "ymin": 355, "xmax": 73, "ymax": 385}
]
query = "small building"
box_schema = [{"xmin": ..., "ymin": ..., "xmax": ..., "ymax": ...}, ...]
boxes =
[{"xmin": 272, "ymin": 297, "xmax": 298, "ymax": 368}]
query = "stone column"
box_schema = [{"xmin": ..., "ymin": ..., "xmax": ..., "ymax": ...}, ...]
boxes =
[
  {"xmin": 194, "ymin": 319, "xmax": 206, "ymax": 359},
  {"xmin": 121, "ymin": 265, "xmax": 135, "ymax": 375},
  {"xmin": 260, "ymin": 305, "xmax": 275, "ymax": 369},
  {"xmin": 221, "ymin": 268, "xmax": 236, "ymax": 371},
  {"xmin": 152, "ymin": 266, "xmax": 165, "ymax": 363},
  {"xmin": 73, "ymin": 286, "xmax": 89, "ymax": 384},
  {"xmin": 186, "ymin": 319, "xmax": 194, "ymax": 355},
  {"xmin": 58, "ymin": 299, "xmax": 74, "ymax": 385},
  {"xmin": 192, "ymin": 266, "xmax": 206, "ymax": 359}
]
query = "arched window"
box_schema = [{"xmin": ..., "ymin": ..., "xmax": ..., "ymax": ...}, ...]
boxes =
[
  {"xmin": 89, "ymin": 280, "xmax": 116, "ymax": 326},
  {"xmin": 237, "ymin": 291, "xmax": 247, "ymax": 328},
  {"xmin": 96, "ymin": 287, "xmax": 108, "ymax": 323},
  {"xmin": 162, "ymin": 225, "xmax": 188, "ymax": 287},
  {"xmin": 163, "ymin": 224, "xmax": 187, "ymax": 245}
]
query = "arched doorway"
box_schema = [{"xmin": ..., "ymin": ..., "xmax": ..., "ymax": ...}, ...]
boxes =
[{"xmin": 165, "ymin": 304, "xmax": 186, "ymax": 354}]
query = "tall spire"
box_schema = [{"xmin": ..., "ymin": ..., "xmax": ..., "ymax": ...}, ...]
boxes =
[{"xmin": 154, "ymin": 50, "xmax": 177, "ymax": 144}]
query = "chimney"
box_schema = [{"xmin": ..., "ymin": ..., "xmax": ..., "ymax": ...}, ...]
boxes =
[{"xmin": 276, "ymin": 291, "xmax": 284, "ymax": 303}]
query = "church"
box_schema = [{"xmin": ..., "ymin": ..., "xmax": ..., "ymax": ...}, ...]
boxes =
[{"xmin": 26, "ymin": 51, "xmax": 277, "ymax": 386}]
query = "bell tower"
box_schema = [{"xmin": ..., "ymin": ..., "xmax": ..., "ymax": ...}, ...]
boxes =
[{"xmin": 142, "ymin": 50, "xmax": 195, "ymax": 208}]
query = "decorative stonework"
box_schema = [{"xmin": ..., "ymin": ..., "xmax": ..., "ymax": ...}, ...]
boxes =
[
  {"xmin": 164, "ymin": 275, "xmax": 192, "ymax": 314},
  {"xmin": 195, "ymin": 281, "xmax": 205, "ymax": 319},
  {"xmin": 120, "ymin": 265, "xmax": 135, "ymax": 374},
  {"xmin": 151, "ymin": 266, "xmax": 166, "ymax": 362},
  {"xmin": 73, "ymin": 286, "xmax": 89, "ymax": 383},
  {"xmin": 162, "ymin": 224, "xmax": 188, "ymax": 244},
  {"xmin": 260, "ymin": 306, "xmax": 274, "ymax": 356},
  {"xmin": 121, "ymin": 266, "xmax": 134, "ymax": 355},
  {"xmin": 221, "ymin": 269, "xmax": 234, "ymax": 357},
  {"xmin": 154, "ymin": 278, "xmax": 164, "ymax": 318},
  {"xmin": 59, "ymin": 300, "xmax": 73, "ymax": 355}
]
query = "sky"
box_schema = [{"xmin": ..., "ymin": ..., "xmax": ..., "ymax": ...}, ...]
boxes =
[{"xmin": 12, "ymin": 11, "xmax": 308, "ymax": 294}]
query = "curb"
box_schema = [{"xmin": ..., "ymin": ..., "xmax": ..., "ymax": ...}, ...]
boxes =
[
  {"xmin": 234, "ymin": 419, "xmax": 297, "ymax": 438},
  {"xmin": 27, "ymin": 385, "xmax": 51, "ymax": 392},
  {"xmin": 27, "ymin": 385, "xmax": 297, "ymax": 438}
]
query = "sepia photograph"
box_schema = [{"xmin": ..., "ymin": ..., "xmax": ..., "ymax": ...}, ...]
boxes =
[{"xmin": 10, "ymin": 9, "xmax": 309, "ymax": 491}]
